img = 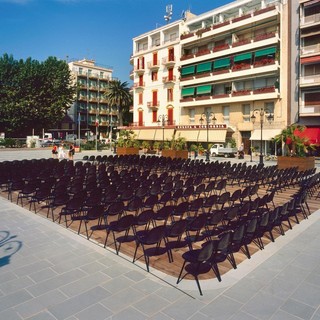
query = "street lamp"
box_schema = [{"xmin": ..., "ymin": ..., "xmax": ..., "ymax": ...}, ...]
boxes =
[
  {"xmin": 157, "ymin": 114, "xmax": 168, "ymax": 151},
  {"xmin": 199, "ymin": 112, "xmax": 217, "ymax": 162},
  {"xmin": 250, "ymin": 108, "xmax": 274, "ymax": 165}
]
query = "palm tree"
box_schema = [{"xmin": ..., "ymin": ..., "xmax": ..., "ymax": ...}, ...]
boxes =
[
  {"xmin": 274, "ymin": 124, "xmax": 309, "ymax": 156},
  {"xmin": 104, "ymin": 80, "xmax": 132, "ymax": 127}
]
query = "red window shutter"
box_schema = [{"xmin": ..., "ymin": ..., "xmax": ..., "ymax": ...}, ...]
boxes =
[
  {"xmin": 152, "ymin": 91, "xmax": 158, "ymax": 106},
  {"xmin": 152, "ymin": 110, "xmax": 158, "ymax": 122},
  {"xmin": 168, "ymin": 68, "xmax": 173, "ymax": 80},
  {"xmin": 168, "ymin": 108, "xmax": 173, "ymax": 125},
  {"xmin": 153, "ymin": 52, "xmax": 158, "ymax": 65},
  {"xmin": 138, "ymin": 110, "xmax": 143, "ymax": 126}
]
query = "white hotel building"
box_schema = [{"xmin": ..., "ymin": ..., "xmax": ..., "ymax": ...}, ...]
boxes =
[{"xmin": 129, "ymin": 0, "xmax": 317, "ymax": 155}]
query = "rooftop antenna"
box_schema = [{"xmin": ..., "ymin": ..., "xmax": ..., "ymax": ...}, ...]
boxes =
[{"xmin": 164, "ymin": 4, "xmax": 172, "ymax": 24}]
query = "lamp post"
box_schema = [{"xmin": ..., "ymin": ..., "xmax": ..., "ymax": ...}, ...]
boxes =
[
  {"xmin": 200, "ymin": 112, "xmax": 217, "ymax": 162},
  {"xmin": 250, "ymin": 108, "xmax": 274, "ymax": 165},
  {"xmin": 157, "ymin": 114, "xmax": 168, "ymax": 151}
]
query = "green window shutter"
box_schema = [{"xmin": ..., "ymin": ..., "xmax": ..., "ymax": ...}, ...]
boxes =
[
  {"xmin": 255, "ymin": 47, "xmax": 276, "ymax": 58},
  {"xmin": 196, "ymin": 62, "xmax": 212, "ymax": 73},
  {"xmin": 181, "ymin": 87, "xmax": 195, "ymax": 96},
  {"xmin": 197, "ymin": 85, "xmax": 212, "ymax": 95},
  {"xmin": 181, "ymin": 65, "xmax": 195, "ymax": 76},
  {"xmin": 213, "ymin": 57, "xmax": 231, "ymax": 69},
  {"xmin": 234, "ymin": 52, "xmax": 252, "ymax": 62}
]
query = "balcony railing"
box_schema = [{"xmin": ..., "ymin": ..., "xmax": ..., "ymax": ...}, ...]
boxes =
[
  {"xmin": 301, "ymin": 44, "xmax": 320, "ymax": 55},
  {"xmin": 300, "ymin": 74, "xmax": 320, "ymax": 85},
  {"xmin": 147, "ymin": 101, "xmax": 160, "ymax": 108},
  {"xmin": 162, "ymin": 76, "xmax": 176, "ymax": 83},
  {"xmin": 162, "ymin": 57, "xmax": 176, "ymax": 65},
  {"xmin": 133, "ymin": 82, "xmax": 145, "ymax": 89},
  {"xmin": 301, "ymin": 12, "xmax": 320, "ymax": 26},
  {"xmin": 147, "ymin": 61, "xmax": 160, "ymax": 69}
]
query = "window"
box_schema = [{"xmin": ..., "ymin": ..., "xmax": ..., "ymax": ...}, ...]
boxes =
[
  {"xmin": 138, "ymin": 92, "xmax": 143, "ymax": 105},
  {"xmin": 264, "ymin": 102, "xmax": 274, "ymax": 114},
  {"xmin": 79, "ymin": 68, "xmax": 83, "ymax": 75},
  {"xmin": 168, "ymin": 48, "xmax": 174, "ymax": 61},
  {"xmin": 168, "ymin": 68, "xmax": 174, "ymax": 81},
  {"xmin": 225, "ymin": 85, "xmax": 231, "ymax": 94},
  {"xmin": 167, "ymin": 88, "xmax": 173, "ymax": 102},
  {"xmin": 100, "ymin": 72, "xmax": 104, "ymax": 78},
  {"xmin": 168, "ymin": 108, "xmax": 173, "ymax": 125},
  {"xmin": 152, "ymin": 110, "xmax": 158, "ymax": 122},
  {"xmin": 138, "ymin": 109, "xmax": 143, "ymax": 126},
  {"xmin": 88, "ymin": 69, "xmax": 92, "ymax": 76},
  {"xmin": 152, "ymin": 90, "xmax": 158, "ymax": 107},
  {"xmin": 170, "ymin": 33, "xmax": 177, "ymax": 41},
  {"xmin": 223, "ymin": 106, "xmax": 230, "ymax": 124},
  {"xmin": 242, "ymin": 104, "xmax": 251, "ymax": 122},
  {"xmin": 189, "ymin": 108, "xmax": 195, "ymax": 124},
  {"xmin": 139, "ymin": 75, "xmax": 144, "ymax": 86},
  {"xmin": 151, "ymin": 71, "xmax": 158, "ymax": 81}
]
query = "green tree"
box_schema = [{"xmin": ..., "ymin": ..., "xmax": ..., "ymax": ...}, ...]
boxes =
[
  {"xmin": 104, "ymin": 80, "xmax": 132, "ymax": 127},
  {"xmin": 274, "ymin": 124, "xmax": 310, "ymax": 156},
  {"xmin": 0, "ymin": 54, "xmax": 76, "ymax": 137}
]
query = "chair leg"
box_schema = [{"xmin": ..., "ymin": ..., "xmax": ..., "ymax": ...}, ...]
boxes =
[
  {"xmin": 211, "ymin": 263, "xmax": 221, "ymax": 282},
  {"xmin": 195, "ymin": 276, "xmax": 204, "ymax": 296}
]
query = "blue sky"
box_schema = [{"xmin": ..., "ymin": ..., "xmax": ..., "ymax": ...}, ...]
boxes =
[{"xmin": 0, "ymin": 0, "xmax": 232, "ymax": 82}]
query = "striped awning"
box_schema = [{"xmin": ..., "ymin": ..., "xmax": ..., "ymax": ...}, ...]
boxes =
[
  {"xmin": 196, "ymin": 62, "xmax": 212, "ymax": 73},
  {"xmin": 181, "ymin": 65, "xmax": 195, "ymax": 76},
  {"xmin": 181, "ymin": 87, "xmax": 195, "ymax": 96},
  {"xmin": 255, "ymin": 47, "xmax": 276, "ymax": 58},
  {"xmin": 213, "ymin": 57, "xmax": 231, "ymax": 69},
  {"xmin": 234, "ymin": 52, "xmax": 252, "ymax": 62}
]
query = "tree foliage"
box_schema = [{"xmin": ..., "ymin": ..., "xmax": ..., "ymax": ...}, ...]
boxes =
[
  {"xmin": 0, "ymin": 54, "xmax": 76, "ymax": 137},
  {"xmin": 104, "ymin": 80, "xmax": 132, "ymax": 127}
]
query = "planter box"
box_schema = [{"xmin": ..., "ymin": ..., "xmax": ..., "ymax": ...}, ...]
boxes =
[
  {"xmin": 162, "ymin": 150, "xmax": 188, "ymax": 159},
  {"xmin": 74, "ymin": 146, "xmax": 81, "ymax": 153},
  {"xmin": 277, "ymin": 156, "xmax": 315, "ymax": 171},
  {"xmin": 116, "ymin": 147, "xmax": 139, "ymax": 156}
]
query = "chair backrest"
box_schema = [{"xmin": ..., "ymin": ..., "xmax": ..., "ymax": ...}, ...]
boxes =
[
  {"xmin": 166, "ymin": 219, "xmax": 188, "ymax": 238},
  {"xmin": 198, "ymin": 241, "xmax": 214, "ymax": 262},
  {"xmin": 216, "ymin": 231, "xmax": 232, "ymax": 252},
  {"xmin": 144, "ymin": 225, "xmax": 167, "ymax": 244}
]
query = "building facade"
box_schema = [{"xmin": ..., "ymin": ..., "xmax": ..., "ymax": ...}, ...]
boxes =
[
  {"xmin": 68, "ymin": 59, "xmax": 116, "ymax": 139},
  {"xmin": 130, "ymin": 0, "xmax": 301, "ymax": 155},
  {"xmin": 298, "ymin": 0, "xmax": 320, "ymax": 144}
]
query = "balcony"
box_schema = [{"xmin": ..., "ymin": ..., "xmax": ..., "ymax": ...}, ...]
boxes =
[
  {"xmin": 134, "ymin": 65, "xmax": 145, "ymax": 75},
  {"xmin": 253, "ymin": 5, "xmax": 276, "ymax": 17},
  {"xmin": 147, "ymin": 101, "xmax": 160, "ymax": 109},
  {"xmin": 180, "ymin": 32, "xmax": 194, "ymax": 40},
  {"xmin": 133, "ymin": 82, "xmax": 145, "ymax": 89},
  {"xmin": 195, "ymin": 49, "xmax": 211, "ymax": 57},
  {"xmin": 212, "ymin": 20, "xmax": 230, "ymax": 30},
  {"xmin": 231, "ymin": 90, "xmax": 251, "ymax": 97},
  {"xmin": 301, "ymin": 12, "xmax": 320, "ymax": 27},
  {"xmin": 89, "ymin": 97, "xmax": 98, "ymax": 102},
  {"xmin": 253, "ymin": 86, "xmax": 276, "ymax": 94},
  {"xmin": 254, "ymin": 32, "xmax": 276, "ymax": 42},
  {"xmin": 162, "ymin": 76, "xmax": 176, "ymax": 84},
  {"xmin": 232, "ymin": 39, "xmax": 251, "ymax": 48},
  {"xmin": 212, "ymin": 44, "xmax": 230, "ymax": 53},
  {"xmin": 232, "ymin": 14, "xmax": 251, "ymax": 24},
  {"xmin": 162, "ymin": 57, "xmax": 176, "ymax": 66},
  {"xmin": 231, "ymin": 63, "xmax": 251, "ymax": 72},
  {"xmin": 147, "ymin": 61, "xmax": 160, "ymax": 70},
  {"xmin": 181, "ymin": 53, "xmax": 194, "ymax": 61},
  {"xmin": 253, "ymin": 58, "xmax": 276, "ymax": 68},
  {"xmin": 300, "ymin": 74, "xmax": 320, "ymax": 87},
  {"xmin": 301, "ymin": 44, "xmax": 320, "ymax": 56},
  {"xmin": 89, "ymin": 109, "xmax": 97, "ymax": 114}
]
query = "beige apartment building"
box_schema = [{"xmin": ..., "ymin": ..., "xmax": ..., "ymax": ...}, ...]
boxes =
[
  {"xmin": 68, "ymin": 59, "xmax": 115, "ymax": 139},
  {"xmin": 130, "ymin": 0, "xmax": 301, "ymax": 155}
]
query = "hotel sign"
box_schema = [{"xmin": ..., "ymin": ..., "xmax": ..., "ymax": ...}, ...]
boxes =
[{"xmin": 176, "ymin": 124, "xmax": 227, "ymax": 129}]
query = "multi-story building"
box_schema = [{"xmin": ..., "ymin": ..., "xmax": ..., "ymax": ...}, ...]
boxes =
[
  {"xmin": 298, "ymin": 0, "xmax": 320, "ymax": 145},
  {"xmin": 68, "ymin": 59, "xmax": 115, "ymax": 139},
  {"xmin": 130, "ymin": 0, "xmax": 301, "ymax": 155}
]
